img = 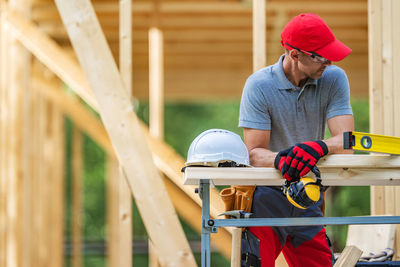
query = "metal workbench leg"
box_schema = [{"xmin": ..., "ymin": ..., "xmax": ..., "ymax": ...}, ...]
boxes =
[{"xmin": 200, "ymin": 180, "xmax": 211, "ymax": 267}]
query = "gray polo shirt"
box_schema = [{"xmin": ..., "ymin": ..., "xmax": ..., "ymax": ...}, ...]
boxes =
[{"xmin": 239, "ymin": 54, "xmax": 353, "ymax": 152}]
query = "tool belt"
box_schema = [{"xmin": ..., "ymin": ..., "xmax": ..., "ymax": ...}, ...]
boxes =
[{"xmin": 219, "ymin": 186, "xmax": 256, "ymax": 218}]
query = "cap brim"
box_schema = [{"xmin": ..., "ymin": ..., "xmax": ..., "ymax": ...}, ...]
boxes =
[{"xmin": 315, "ymin": 39, "xmax": 352, "ymax": 62}]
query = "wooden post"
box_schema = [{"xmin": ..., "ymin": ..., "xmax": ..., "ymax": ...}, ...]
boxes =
[
  {"xmin": 149, "ymin": 27, "xmax": 164, "ymax": 140},
  {"xmin": 106, "ymin": 0, "xmax": 134, "ymax": 266},
  {"xmin": 230, "ymin": 228, "xmax": 242, "ymax": 267},
  {"xmin": 369, "ymin": 0, "xmax": 400, "ymax": 259},
  {"xmin": 119, "ymin": 0, "xmax": 133, "ymax": 264},
  {"xmin": 229, "ymin": 0, "xmax": 267, "ymax": 265},
  {"xmin": 72, "ymin": 127, "xmax": 83, "ymax": 267},
  {"xmin": 149, "ymin": 0, "xmax": 164, "ymax": 141},
  {"xmin": 6, "ymin": 0, "xmax": 31, "ymax": 266},
  {"xmin": 50, "ymin": 101, "xmax": 65, "ymax": 267},
  {"xmin": 54, "ymin": 1, "xmax": 196, "ymax": 265},
  {"xmin": 148, "ymin": 3, "xmax": 164, "ymax": 262},
  {"xmin": 107, "ymin": 156, "xmax": 120, "ymax": 267},
  {"xmin": 252, "ymin": 0, "xmax": 266, "ymax": 71},
  {"xmin": 0, "ymin": 2, "xmax": 8, "ymax": 265}
]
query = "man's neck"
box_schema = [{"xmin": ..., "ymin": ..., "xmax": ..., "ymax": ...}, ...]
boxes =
[{"xmin": 282, "ymin": 55, "xmax": 308, "ymax": 88}]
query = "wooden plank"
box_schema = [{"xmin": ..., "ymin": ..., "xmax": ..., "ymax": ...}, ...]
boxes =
[
  {"xmin": 183, "ymin": 165, "xmax": 400, "ymax": 186},
  {"xmin": 392, "ymin": 0, "xmax": 400, "ymax": 258},
  {"xmin": 0, "ymin": 3, "xmax": 8, "ymax": 265},
  {"xmin": 148, "ymin": 2, "xmax": 163, "ymax": 264},
  {"xmin": 7, "ymin": 1, "xmax": 32, "ymax": 265},
  {"xmin": 36, "ymin": 92, "xmax": 47, "ymax": 267},
  {"xmin": 346, "ymin": 224, "xmax": 395, "ymax": 258},
  {"xmin": 319, "ymin": 154, "xmax": 400, "ymax": 168},
  {"xmin": 252, "ymin": 0, "xmax": 266, "ymax": 71},
  {"xmin": 119, "ymin": 0, "xmax": 132, "ymax": 96},
  {"xmin": 369, "ymin": 0, "xmax": 385, "ymax": 216},
  {"xmin": 72, "ymin": 127, "xmax": 83, "ymax": 267},
  {"xmin": 50, "ymin": 103, "xmax": 64, "ymax": 267},
  {"xmin": 333, "ymin": 246, "xmax": 362, "ymax": 267},
  {"xmin": 148, "ymin": 240, "xmax": 161, "ymax": 267},
  {"xmin": 230, "ymin": 227, "xmax": 241, "ymax": 267},
  {"xmin": 106, "ymin": 156, "xmax": 120, "ymax": 267},
  {"xmin": 3, "ymin": 8, "xmax": 98, "ymax": 109},
  {"xmin": 149, "ymin": 27, "xmax": 164, "ymax": 140},
  {"xmin": 29, "ymin": 73, "xmax": 40, "ymax": 267},
  {"xmin": 117, "ymin": 0, "xmax": 133, "ymax": 265},
  {"xmin": 54, "ymin": 1, "xmax": 196, "ymax": 265},
  {"xmin": 381, "ymin": 0, "xmax": 393, "ymax": 136}
]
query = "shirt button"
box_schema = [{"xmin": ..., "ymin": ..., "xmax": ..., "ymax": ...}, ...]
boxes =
[{"xmin": 297, "ymin": 107, "xmax": 302, "ymax": 112}]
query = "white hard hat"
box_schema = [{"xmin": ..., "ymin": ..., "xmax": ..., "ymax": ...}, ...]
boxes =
[{"xmin": 185, "ymin": 129, "xmax": 250, "ymax": 167}]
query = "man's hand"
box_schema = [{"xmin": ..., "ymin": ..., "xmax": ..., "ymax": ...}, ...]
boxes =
[{"xmin": 274, "ymin": 141, "xmax": 328, "ymax": 181}]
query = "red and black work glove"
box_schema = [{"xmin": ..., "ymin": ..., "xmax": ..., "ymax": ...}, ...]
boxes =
[{"xmin": 274, "ymin": 141, "xmax": 328, "ymax": 182}]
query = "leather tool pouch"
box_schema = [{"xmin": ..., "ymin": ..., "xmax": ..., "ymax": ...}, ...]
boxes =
[{"xmin": 219, "ymin": 185, "xmax": 256, "ymax": 218}]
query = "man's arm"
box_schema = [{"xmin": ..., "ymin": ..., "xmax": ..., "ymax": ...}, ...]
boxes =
[
  {"xmin": 324, "ymin": 114, "xmax": 354, "ymax": 154},
  {"xmin": 243, "ymin": 128, "xmax": 277, "ymax": 167},
  {"xmin": 243, "ymin": 114, "xmax": 354, "ymax": 168}
]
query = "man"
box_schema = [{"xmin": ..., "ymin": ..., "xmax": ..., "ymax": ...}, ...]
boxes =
[{"xmin": 239, "ymin": 13, "xmax": 354, "ymax": 266}]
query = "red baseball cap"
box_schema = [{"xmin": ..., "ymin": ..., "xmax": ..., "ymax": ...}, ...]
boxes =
[{"xmin": 281, "ymin": 13, "xmax": 351, "ymax": 62}]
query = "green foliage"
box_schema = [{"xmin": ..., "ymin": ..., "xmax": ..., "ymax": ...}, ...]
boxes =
[{"xmin": 64, "ymin": 98, "xmax": 370, "ymax": 266}]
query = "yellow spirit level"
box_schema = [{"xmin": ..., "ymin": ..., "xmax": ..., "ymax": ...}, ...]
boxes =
[{"xmin": 344, "ymin": 131, "xmax": 400, "ymax": 155}]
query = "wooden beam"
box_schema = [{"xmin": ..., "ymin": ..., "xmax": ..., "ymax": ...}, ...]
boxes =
[
  {"xmin": 0, "ymin": 3, "xmax": 8, "ymax": 265},
  {"xmin": 106, "ymin": 156, "xmax": 121, "ymax": 267},
  {"xmin": 7, "ymin": 0, "xmax": 32, "ymax": 265},
  {"xmin": 54, "ymin": 0, "xmax": 196, "ymax": 265},
  {"xmin": 148, "ymin": 240, "xmax": 161, "ymax": 267},
  {"xmin": 230, "ymin": 227, "xmax": 241, "ymax": 267},
  {"xmin": 252, "ymin": 0, "xmax": 266, "ymax": 71},
  {"xmin": 3, "ymin": 8, "xmax": 98, "ymax": 109},
  {"xmin": 110, "ymin": 0, "xmax": 133, "ymax": 266},
  {"xmin": 72, "ymin": 127, "xmax": 83, "ymax": 267},
  {"xmin": 346, "ymin": 224, "xmax": 395, "ymax": 258},
  {"xmin": 333, "ymin": 246, "xmax": 362, "ymax": 267},
  {"xmin": 149, "ymin": 27, "xmax": 164, "ymax": 140},
  {"xmin": 37, "ymin": 90, "xmax": 47, "ymax": 267},
  {"xmin": 183, "ymin": 155, "xmax": 400, "ymax": 186},
  {"xmin": 50, "ymin": 103, "xmax": 64, "ymax": 267}
]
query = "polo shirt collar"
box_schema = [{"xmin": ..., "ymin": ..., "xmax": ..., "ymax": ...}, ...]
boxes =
[{"xmin": 273, "ymin": 54, "xmax": 317, "ymax": 90}]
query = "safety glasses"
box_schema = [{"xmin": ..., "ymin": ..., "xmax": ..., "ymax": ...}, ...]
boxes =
[{"xmin": 285, "ymin": 43, "xmax": 330, "ymax": 64}]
